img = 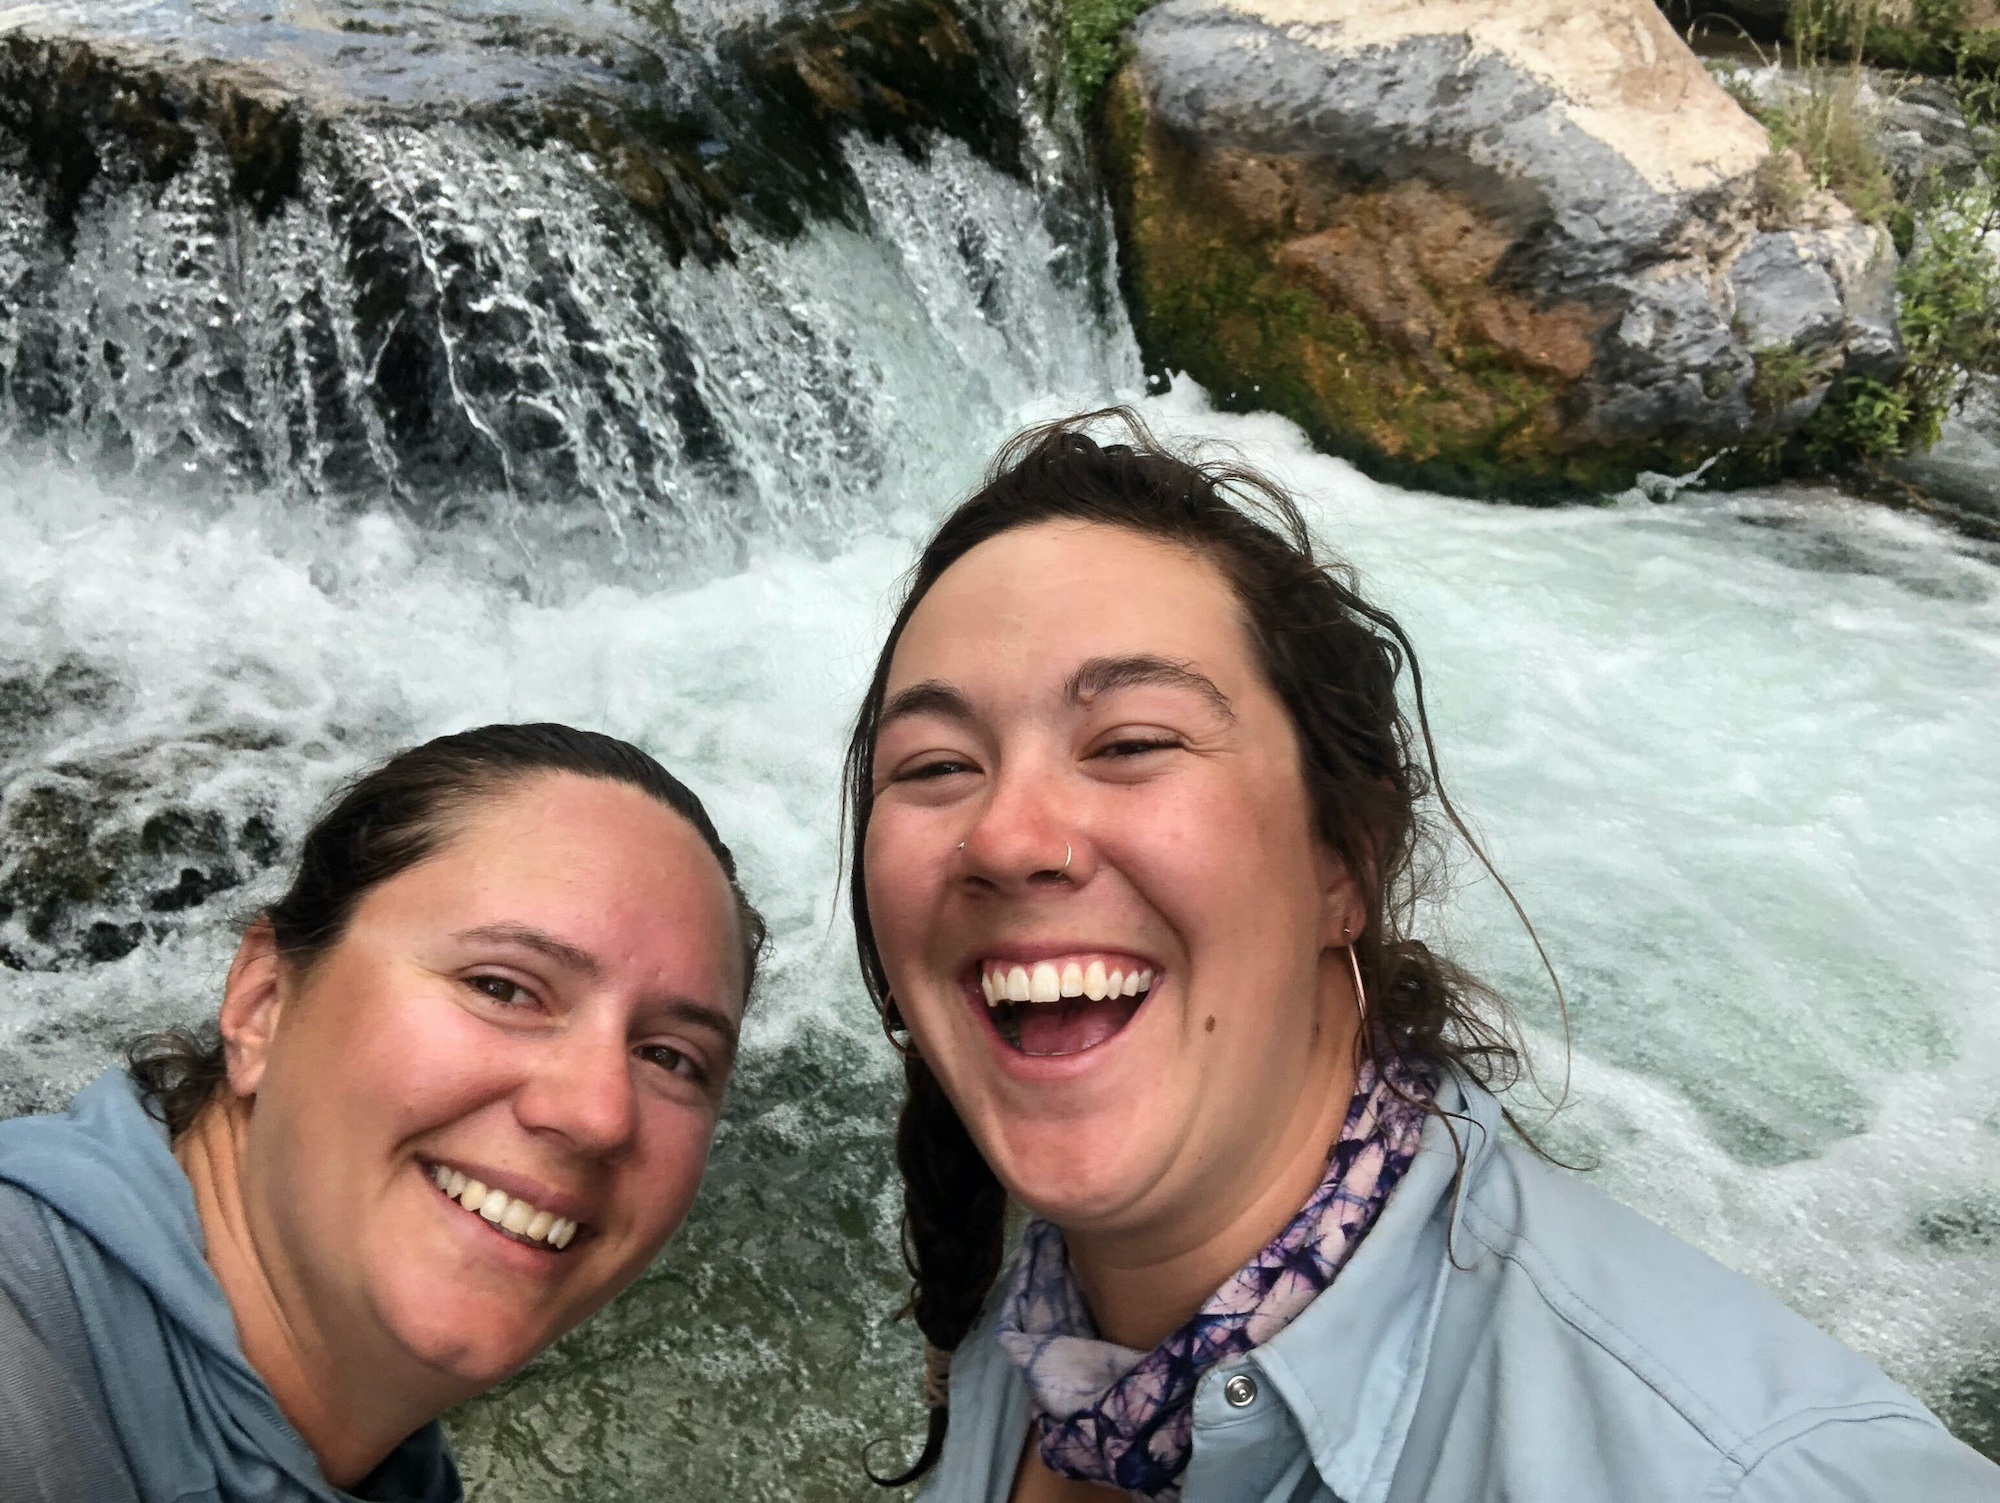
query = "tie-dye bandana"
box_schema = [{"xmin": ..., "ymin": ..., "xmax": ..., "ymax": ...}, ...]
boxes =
[{"xmin": 994, "ymin": 1058, "xmax": 1431, "ymax": 1500}]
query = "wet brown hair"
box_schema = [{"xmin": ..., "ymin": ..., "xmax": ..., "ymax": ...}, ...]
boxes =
[
  {"xmin": 128, "ymin": 722, "xmax": 767, "ymax": 1137},
  {"xmin": 846, "ymin": 409, "xmax": 1549, "ymax": 1484}
]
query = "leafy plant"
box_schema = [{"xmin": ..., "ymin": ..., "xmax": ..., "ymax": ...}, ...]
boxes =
[
  {"xmin": 1715, "ymin": 0, "xmax": 2000, "ymax": 471},
  {"xmin": 1749, "ymin": 344, "xmax": 1837, "ymax": 417},
  {"xmin": 1805, "ymin": 183, "xmax": 2000, "ymax": 460},
  {"xmin": 1052, "ymin": 0, "xmax": 1158, "ymax": 108}
]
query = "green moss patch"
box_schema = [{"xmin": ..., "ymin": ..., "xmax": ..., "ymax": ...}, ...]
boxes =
[{"xmin": 1100, "ymin": 74, "xmax": 1706, "ymax": 498}]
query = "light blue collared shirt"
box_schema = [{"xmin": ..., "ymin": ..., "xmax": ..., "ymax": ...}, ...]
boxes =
[{"xmin": 923, "ymin": 1073, "xmax": 2000, "ymax": 1501}]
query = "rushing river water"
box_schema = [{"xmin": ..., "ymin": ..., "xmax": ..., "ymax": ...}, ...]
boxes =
[{"xmin": 1, "ymin": 2, "xmax": 1997, "ymax": 1496}]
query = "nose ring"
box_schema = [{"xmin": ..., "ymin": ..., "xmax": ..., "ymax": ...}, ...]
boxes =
[
  {"xmin": 1062, "ymin": 843, "xmax": 1072, "ymax": 873},
  {"xmin": 957, "ymin": 842, "xmax": 966, "ymax": 850}
]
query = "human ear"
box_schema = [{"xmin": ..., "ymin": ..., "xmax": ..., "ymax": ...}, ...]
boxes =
[
  {"xmin": 1316, "ymin": 845, "xmax": 1368, "ymax": 950},
  {"xmin": 218, "ymin": 919, "xmax": 288, "ymax": 1098}
]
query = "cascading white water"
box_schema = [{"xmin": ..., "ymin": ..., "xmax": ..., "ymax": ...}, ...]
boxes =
[{"xmin": 0, "ymin": 12, "xmax": 1996, "ymax": 1499}]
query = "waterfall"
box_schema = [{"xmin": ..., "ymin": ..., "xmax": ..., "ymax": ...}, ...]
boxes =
[{"xmin": 0, "ymin": 0, "xmax": 1995, "ymax": 1493}]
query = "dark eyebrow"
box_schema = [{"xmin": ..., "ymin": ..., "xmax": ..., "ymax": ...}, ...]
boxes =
[
  {"xmin": 455, "ymin": 923, "xmax": 600, "ymax": 978},
  {"xmin": 878, "ymin": 679, "xmax": 976, "ymax": 730},
  {"xmin": 460, "ymin": 924, "xmax": 742, "ymax": 1055},
  {"xmin": 1063, "ymin": 655, "xmax": 1236, "ymax": 722},
  {"xmin": 662, "ymin": 998, "xmax": 742, "ymax": 1057}
]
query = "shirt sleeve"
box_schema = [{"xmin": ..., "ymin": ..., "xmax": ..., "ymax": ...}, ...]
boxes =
[
  {"xmin": 1733, "ymin": 1411, "xmax": 2000, "ymax": 1502},
  {"xmin": 0, "ymin": 1284, "xmax": 141, "ymax": 1503}
]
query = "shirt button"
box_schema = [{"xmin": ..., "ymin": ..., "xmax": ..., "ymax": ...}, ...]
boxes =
[{"xmin": 1223, "ymin": 1373, "xmax": 1259, "ymax": 1408}]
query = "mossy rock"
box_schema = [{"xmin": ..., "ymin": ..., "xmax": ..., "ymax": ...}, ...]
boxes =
[
  {"xmin": 0, "ymin": 0, "xmax": 1027, "ymax": 268},
  {"xmin": 1101, "ymin": 71, "xmax": 1721, "ymax": 499}
]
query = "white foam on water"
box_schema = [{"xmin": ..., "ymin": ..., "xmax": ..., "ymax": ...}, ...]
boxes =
[
  {"xmin": 1142, "ymin": 389, "xmax": 2000, "ymax": 1406},
  {"xmin": 3, "ymin": 382, "xmax": 1996, "ymax": 1439}
]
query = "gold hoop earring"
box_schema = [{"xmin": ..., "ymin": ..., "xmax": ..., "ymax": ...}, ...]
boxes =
[{"xmin": 1347, "ymin": 943, "xmax": 1368, "ymax": 1024}]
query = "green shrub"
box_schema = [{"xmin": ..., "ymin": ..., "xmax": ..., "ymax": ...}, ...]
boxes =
[
  {"xmin": 1053, "ymin": 0, "xmax": 1157, "ymax": 107},
  {"xmin": 1717, "ymin": 4, "xmax": 2000, "ymax": 473},
  {"xmin": 1804, "ymin": 183, "xmax": 2000, "ymax": 461}
]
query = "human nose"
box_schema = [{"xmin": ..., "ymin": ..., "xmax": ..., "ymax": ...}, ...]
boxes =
[
  {"xmin": 513, "ymin": 1025, "xmax": 638, "ymax": 1158},
  {"xmin": 955, "ymin": 755, "xmax": 1085, "ymax": 890}
]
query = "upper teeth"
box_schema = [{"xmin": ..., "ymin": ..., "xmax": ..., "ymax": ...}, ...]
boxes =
[
  {"xmin": 979, "ymin": 959, "xmax": 1155, "ymax": 1007},
  {"xmin": 429, "ymin": 1163, "xmax": 578, "ymax": 1249}
]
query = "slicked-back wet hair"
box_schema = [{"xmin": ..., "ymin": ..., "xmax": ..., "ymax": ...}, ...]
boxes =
[
  {"xmin": 129, "ymin": 722, "xmax": 766, "ymax": 1137},
  {"xmin": 847, "ymin": 409, "xmax": 1544, "ymax": 1485}
]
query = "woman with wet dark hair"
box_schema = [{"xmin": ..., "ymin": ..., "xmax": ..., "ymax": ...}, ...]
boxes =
[
  {"xmin": 848, "ymin": 412, "xmax": 1997, "ymax": 1501},
  {"xmin": 0, "ymin": 723, "xmax": 764, "ymax": 1503}
]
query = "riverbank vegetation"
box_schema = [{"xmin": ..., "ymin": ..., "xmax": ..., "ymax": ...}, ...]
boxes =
[{"xmin": 1712, "ymin": 3, "xmax": 2000, "ymax": 482}]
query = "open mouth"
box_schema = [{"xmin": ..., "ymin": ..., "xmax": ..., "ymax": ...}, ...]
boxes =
[
  {"xmin": 425, "ymin": 1162, "xmax": 583, "ymax": 1252},
  {"xmin": 976, "ymin": 956, "xmax": 1155, "ymax": 1057}
]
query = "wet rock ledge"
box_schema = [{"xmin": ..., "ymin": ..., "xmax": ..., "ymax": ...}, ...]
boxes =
[
  {"xmin": 1102, "ymin": 0, "xmax": 1902, "ymax": 497},
  {"xmin": 0, "ymin": 0, "xmax": 1049, "ymax": 520}
]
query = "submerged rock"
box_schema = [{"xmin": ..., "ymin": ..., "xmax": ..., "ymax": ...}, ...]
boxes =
[
  {"xmin": 1888, "ymin": 374, "xmax": 2000, "ymax": 534},
  {"xmin": 0, "ymin": 735, "xmax": 289, "ymax": 972},
  {"xmin": 1104, "ymin": 0, "xmax": 1902, "ymax": 496}
]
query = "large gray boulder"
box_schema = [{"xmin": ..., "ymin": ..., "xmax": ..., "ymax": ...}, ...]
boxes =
[{"xmin": 1104, "ymin": 0, "xmax": 1903, "ymax": 495}]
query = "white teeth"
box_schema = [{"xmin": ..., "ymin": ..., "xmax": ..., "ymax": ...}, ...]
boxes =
[
  {"xmin": 432, "ymin": 1166, "xmax": 577, "ymax": 1248},
  {"xmin": 981, "ymin": 960, "xmax": 1159, "ymax": 1006}
]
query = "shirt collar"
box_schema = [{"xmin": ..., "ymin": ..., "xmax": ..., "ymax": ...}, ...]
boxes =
[{"xmin": 1244, "ymin": 1071, "xmax": 1499, "ymax": 1503}]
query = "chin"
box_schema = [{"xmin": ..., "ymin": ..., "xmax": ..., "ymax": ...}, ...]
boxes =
[
  {"xmin": 374, "ymin": 1284, "xmax": 546, "ymax": 1387},
  {"xmin": 995, "ymin": 1130, "xmax": 1166, "ymax": 1232}
]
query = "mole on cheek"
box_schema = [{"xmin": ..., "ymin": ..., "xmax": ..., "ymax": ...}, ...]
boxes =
[{"xmin": 1204, "ymin": 1016, "xmax": 1215, "ymax": 1033}]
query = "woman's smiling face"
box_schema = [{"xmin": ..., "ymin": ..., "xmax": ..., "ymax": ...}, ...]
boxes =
[
  {"xmin": 227, "ymin": 772, "xmax": 747, "ymax": 1389},
  {"xmin": 864, "ymin": 521, "xmax": 1361, "ymax": 1236}
]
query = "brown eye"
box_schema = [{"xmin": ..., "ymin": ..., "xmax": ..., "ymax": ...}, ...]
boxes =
[
  {"xmin": 468, "ymin": 975, "xmax": 526, "ymax": 1006},
  {"xmin": 895, "ymin": 757, "xmax": 976, "ymax": 781},
  {"xmin": 638, "ymin": 1043, "xmax": 704, "ymax": 1082},
  {"xmin": 1096, "ymin": 736, "xmax": 1179, "ymax": 759}
]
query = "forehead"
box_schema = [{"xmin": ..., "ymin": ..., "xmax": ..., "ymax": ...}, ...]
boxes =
[
  {"xmin": 889, "ymin": 521, "xmax": 1253, "ymax": 691},
  {"xmin": 365, "ymin": 774, "xmax": 744, "ymax": 995}
]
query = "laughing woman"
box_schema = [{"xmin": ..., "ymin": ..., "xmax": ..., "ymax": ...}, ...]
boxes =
[
  {"xmin": 848, "ymin": 414, "xmax": 2000, "ymax": 1502},
  {"xmin": 0, "ymin": 724, "xmax": 763, "ymax": 1502}
]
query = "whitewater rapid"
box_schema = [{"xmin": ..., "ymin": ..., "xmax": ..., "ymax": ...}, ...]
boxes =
[
  {"xmin": 2, "ymin": 378, "xmax": 1995, "ymax": 1494},
  {"xmin": 0, "ymin": 45, "xmax": 1994, "ymax": 1492}
]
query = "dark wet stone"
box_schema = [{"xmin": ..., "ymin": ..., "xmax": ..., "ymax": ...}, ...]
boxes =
[
  {"xmin": 0, "ymin": 657, "xmax": 128, "ymax": 762},
  {"xmin": 1917, "ymin": 1195, "xmax": 2000, "ymax": 1251},
  {"xmin": 0, "ymin": 743, "xmax": 287, "ymax": 970},
  {"xmin": 80, "ymin": 920, "xmax": 145, "ymax": 963},
  {"xmin": 0, "ymin": 0, "xmax": 1059, "ymax": 536},
  {"xmin": 1938, "ymin": 1354, "xmax": 2000, "ymax": 1464}
]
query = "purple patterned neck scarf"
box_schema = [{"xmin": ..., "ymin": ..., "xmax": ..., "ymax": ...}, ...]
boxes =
[{"xmin": 993, "ymin": 1058, "xmax": 1430, "ymax": 1500}]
